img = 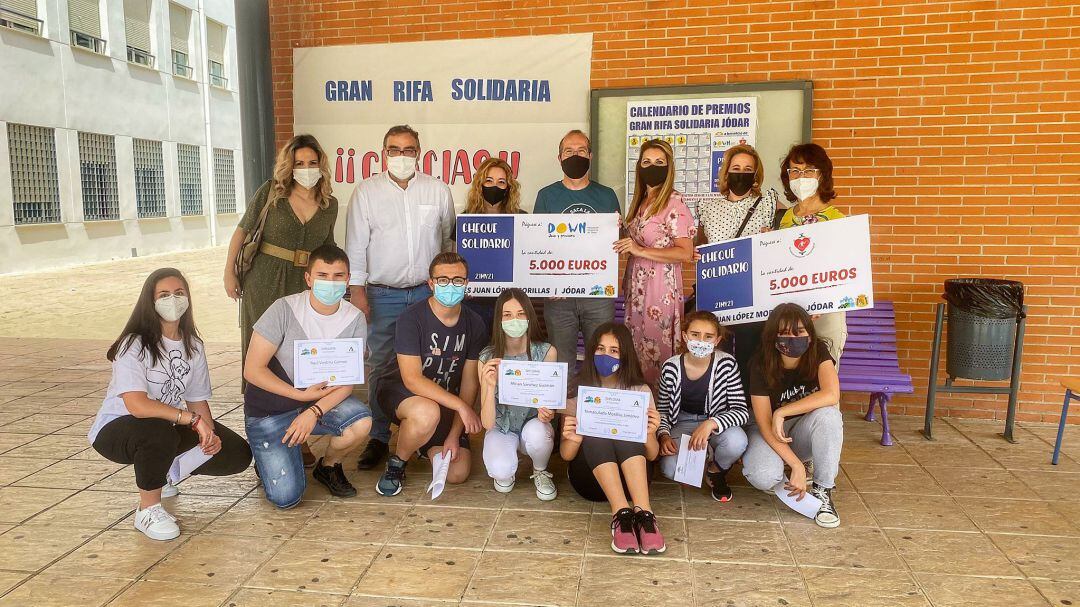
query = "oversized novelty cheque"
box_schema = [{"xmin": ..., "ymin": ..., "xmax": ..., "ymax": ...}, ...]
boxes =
[
  {"xmin": 457, "ymin": 213, "xmax": 619, "ymax": 298},
  {"xmin": 695, "ymin": 215, "xmax": 874, "ymax": 325}
]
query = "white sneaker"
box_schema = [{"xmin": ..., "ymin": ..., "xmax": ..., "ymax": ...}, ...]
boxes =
[
  {"xmin": 160, "ymin": 482, "xmax": 179, "ymax": 498},
  {"xmin": 134, "ymin": 503, "xmax": 180, "ymax": 541},
  {"xmin": 493, "ymin": 478, "xmax": 516, "ymax": 493},
  {"xmin": 531, "ymin": 469, "xmax": 557, "ymax": 501}
]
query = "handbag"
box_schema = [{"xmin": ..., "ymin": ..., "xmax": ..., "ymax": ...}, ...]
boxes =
[{"xmin": 234, "ymin": 180, "xmax": 274, "ymax": 286}]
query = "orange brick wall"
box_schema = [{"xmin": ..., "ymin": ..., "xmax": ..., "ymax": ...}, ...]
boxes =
[{"xmin": 268, "ymin": 0, "xmax": 1080, "ymax": 424}]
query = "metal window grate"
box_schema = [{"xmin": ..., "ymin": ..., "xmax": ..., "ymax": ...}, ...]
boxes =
[
  {"xmin": 132, "ymin": 138, "xmax": 166, "ymax": 217},
  {"xmin": 177, "ymin": 143, "xmax": 202, "ymax": 215},
  {"xmin": 213, "ymin": 147, "xmax": 236, "ymax": 214},
  {"xmin": 78, "ymin": 132, "xmax": 120, "ymax": 221},
  {"xmin": 8, "ymin": 123, "xmax": 61, "ymax": 225}
]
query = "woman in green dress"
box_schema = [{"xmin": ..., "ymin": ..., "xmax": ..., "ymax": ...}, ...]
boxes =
[{"xmin": 223, "ymin": 134, "xmax": 339, "ymax": 379}]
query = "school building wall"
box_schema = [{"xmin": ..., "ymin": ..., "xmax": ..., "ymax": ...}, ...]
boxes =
[{"xmin": 267, "ymin": 0, "xmax": 1080, "ymax": 424}]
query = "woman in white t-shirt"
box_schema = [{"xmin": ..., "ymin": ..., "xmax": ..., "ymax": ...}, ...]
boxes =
[{"xmin": 89, "ymin": 268, "xmax": 251, "ymax": 541}]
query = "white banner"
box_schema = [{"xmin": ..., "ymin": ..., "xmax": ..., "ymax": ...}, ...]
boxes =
[
  {"xmin": 625, "ymin": 97, "xmax": 757, "ymax": 219},
  {"xmin": 293, "ymin": 34, "xmax": 592, "ymax": 235},
  {"xmin": 695, "ymin": 215, "xmax": 875, "ymax": 325},
  {"xmin": 457, "ymin": 213, "xmax": 619, "ymax": 298}
]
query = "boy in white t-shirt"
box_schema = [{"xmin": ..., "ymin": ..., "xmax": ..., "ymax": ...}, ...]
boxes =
[{"xmin": 244, "ymin": 244, "xmax": 372, "ymax": 508}]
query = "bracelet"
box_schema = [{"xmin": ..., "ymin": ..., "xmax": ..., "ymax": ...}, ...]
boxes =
[
  {"xmin": 188, "ymin": 413, "xmax": 201, "ymax": 428},
  {"xmin": 308, "ymin": 404, "xmax": 324, "ymax": 419},
  {"xmin": 174, "ymin": 410, "xmax": 183, "ymax": 426}
]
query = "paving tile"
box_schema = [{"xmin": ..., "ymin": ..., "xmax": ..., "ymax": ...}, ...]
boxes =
[
  {"xmin": 884, "ymin": 529, "xmax": 1020, "ymax": 576},
  {"xmin": 297, "ymin": 502, "xmax": 411, "ymax": 545},
  {"xmin": 800, "ymin": 566, "xmax": 930, "ymax": 606},
  {"xmin": 683, "ymin": 486, "xmax": 780, "ymax": 522},
  {"xmin": 144, "ymin": 534, "xmax": 284, "ymax": 586},
  {"xmin": 0, "ymin": 486, "xmax": 75, "ymax": 523},
  {"xmin": 203, "ymin": 497, "xmax": 321, "ymax": 539},
  {"xmin": 12, "ymin": 459, "xmax": 123, "ymax": 490},
  {"xmin": 464, "ymin": 551, "xmax": 581, "ymax": 606},
  {"xmin": 108, "ymin": 580, "xmax": 236, "ymax": 607},
  {"xmin": 915, "ymin": 573, "xmax": 1050, "ymax": 607},
  {"xmin": 1031, "ymin": 579, "xmax": 1080, "ymax": 607},
  {"xmin": 0, "ymin": 522, "xmax": 99, "ymax": 571},
  {"xmin": 842, "ymin": 463, "xmax": 946, "ymax": 494},
  {"xmin": 692, "ymin": 562, "xmax": 812, "ymax": 607},
  {"xmin": 860, "ymin": 492, "xmax": 978, "ymax": 531},
  {"xmin": 245, "ymin": 539, "xmax": 378, "ymax": 594},
  {"xmin": 46, "ymin": 529, "xmax": 176, "ymax": 579},
  {"xmin": 223, "ymin": 588, "xmax": 346, "ymax": 607},
  {"xmin": 0, "ymin": 433, "xmax": 39, "ymax": 454},
  {"xmin": 958, "ymin": 497, "xmax": 1080, "ymax": 536},
  {"xmin": 991, "ymin": 533, "xmax": 1080, "ymax": 581},
  {"xmin": 4, "ymin": 434, "xmax": 94, "ymax": 459},
  {"xmin": 924, "ymin": 466, "xmax": 1032, "ymax": 498},
  {"xmin": 0, "ymin": 456, "xmax": 55, "ymax": 485},
  {"xmin": 0, "ymin": 571, "xmax": 128, "ymax": 606},
  {"xmin": 485, "ymin": 509, "xmax": 587, "ymax": 553},
  {"xmin": 584, "ymin": 513, "xmax": 688, "ymax": 560},
  {"xmin": 577, "ymin": 555, "xmax": 692, "ymax": 607},
  {"xmin": 686, "ymin": 519, "xmax": 791, "ymax": 565},
  {"xmin": 356, "ymin": 546, "xmax": 479, "ymax": 601},
  {"xmin": 785, "ymin": 525, "xmax": 903, "ymax": 570},
  {"xmin": 31, "ymin": 490, "xmax": 139, "ymax": 528}
]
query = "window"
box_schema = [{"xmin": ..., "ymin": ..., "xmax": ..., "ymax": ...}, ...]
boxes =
[
  {"xmin": 68, "ymin": 0, "xmax": 106, "ymax": 53},
  {"xmin": 206, "ymin": 19, "xmax": 227, "ymax": 88},
  {"xmin": 78, "ymin": 132, "xmax": 119, "ymax": 221},
  {"xmin": 168, "ymin": 3, "xmax": 192, "ymax": 78},
  {"xmin": 7, "ymin": 124, "xmax": 61, "ymax": 225},
  {"xmin": 213, "ymin": 148, "xmax": 236, "ymax": 213},
  {"xmin": 177, "ymin": 143, "xmax": 202, "ymax": 215},
  {"xmin": 132, "ymin": 139, "xmax": 166, "ymax": 217},
  {"xmin": 0, "ymin": 0, "xmax": 42, "ymax": 35},
  {"xmin": 124, "ymin": 0, "xmax": 154, "ymax": 67}
]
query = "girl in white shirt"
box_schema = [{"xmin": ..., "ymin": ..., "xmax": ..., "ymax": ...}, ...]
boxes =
[{"xmin": 89, "ymin": 268, "xmax": 251, "ymax": 541}]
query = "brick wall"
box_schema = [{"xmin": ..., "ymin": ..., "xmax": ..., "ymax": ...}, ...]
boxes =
[{"xmin": 268, "ymin": 0, "xmax": 1080, "ymax": 423}]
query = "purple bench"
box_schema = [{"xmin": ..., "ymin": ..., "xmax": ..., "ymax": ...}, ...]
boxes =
[{"xmin": 838, "ymin": 301, "xmax": 914, "ymax": 446}]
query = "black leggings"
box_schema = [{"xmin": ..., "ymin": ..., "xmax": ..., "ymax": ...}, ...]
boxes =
[
  {"xmin": 567, "ymin": 436, "xmax": 648, "ymax": 502},
  {"xmin": 93, "ymin": 415, "xmax": 252, "ymax": 491}
]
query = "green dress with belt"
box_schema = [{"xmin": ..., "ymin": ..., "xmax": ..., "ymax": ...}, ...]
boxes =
[{"xmin": 238, "ymin": 180, "xmax": 339, "ymax": 366}]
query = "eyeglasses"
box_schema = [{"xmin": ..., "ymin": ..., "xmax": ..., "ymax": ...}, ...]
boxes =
[
  {"xmin": 786, "ymin": 167, "xmax": 820, "ymax": 178},
  {"xmin": 432, "ymin": 277, "xmax": 467, "ymax": 287},
  {"xmin": 386, "ymin": 146, "xmax": 419, "ymax": 158}
]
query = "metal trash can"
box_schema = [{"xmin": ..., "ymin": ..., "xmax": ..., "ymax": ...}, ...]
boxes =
[{"xmin": 943, "ymin": 278, "xmax": 1025, "ymax": 381}]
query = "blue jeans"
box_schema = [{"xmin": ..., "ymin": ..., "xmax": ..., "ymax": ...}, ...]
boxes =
[
  {"xmin": 658, "ymin": 413, "xmax": 748, "ymax": 480},
  {"xmin": 246, "ymin": 396, "xmax": 371, "ymax": 509},
  {"xmin": 366, "ymin": 283, "xmax": 432, "ymax": 442}
]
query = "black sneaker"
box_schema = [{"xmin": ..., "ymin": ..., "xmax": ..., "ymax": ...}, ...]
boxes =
[
  {"xmin": 376, "ymin": 455, "xmax": 407, "ymax": 496},
  {"xmin": 706, "ymin": 467, "xmax": 733, "ymax": 503},
  {"xmin": 357, "ymin": 438, "xmax": 389, "ymax": 470},
  {"xmin": 810, "ymin": 484, "xmax": 840, "ymax": 528},
  {"xmin": 312, "ymin": 458, "xmax": 357, "ymax": 498}
]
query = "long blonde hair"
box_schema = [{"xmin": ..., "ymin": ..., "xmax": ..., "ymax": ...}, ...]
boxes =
[
  {"xmin": 270, "ymin": 134, "xmax": 333, "ymax": 208},
  {"xmin": 627, "ymin": 139, "xmax": 676, "ymax": 220},
  {"xmin": 464, "ymin": 158, "xmax": 521, "ymax": 214}
]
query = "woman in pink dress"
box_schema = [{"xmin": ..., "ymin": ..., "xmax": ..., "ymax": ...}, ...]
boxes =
[{"xmin": 615, "ymin": 139, "xmax": 696, "ymax": 386}]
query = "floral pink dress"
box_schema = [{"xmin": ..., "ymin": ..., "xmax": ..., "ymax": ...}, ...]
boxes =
[{"xmin": 625, "ymin": 192, "xmax": 697, "ymax": 385}]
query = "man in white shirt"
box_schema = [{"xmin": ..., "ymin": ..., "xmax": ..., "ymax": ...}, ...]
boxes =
[{"xmin": 345, "ymin": 125, "xmax": 456, "ymax": 469}]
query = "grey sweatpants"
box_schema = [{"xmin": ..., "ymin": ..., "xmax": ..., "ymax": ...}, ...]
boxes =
[
  {"xmin": 742, "ymin": 406, "xmax": 844, "ymax": 490},
  {"xmin": 544, "ymin": 298, "xmax": 616, "ymax": 366}
]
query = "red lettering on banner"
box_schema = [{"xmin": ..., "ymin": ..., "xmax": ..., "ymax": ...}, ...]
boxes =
[{"xmin": 333, "ymin": 147, "xmax": 524, "ymax": 185}]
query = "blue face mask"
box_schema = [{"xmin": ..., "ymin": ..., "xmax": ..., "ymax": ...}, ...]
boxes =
[
  {"xmin": 433, "ymin": 283, "xmax": 466, "ymax": 307},
  {"xmin": 311, "ymin": 279, "xmax": 347, "ymax": 306},
  {"xmin": 594, "ymin": 353, "xmax": 621, "ymax": 377}
]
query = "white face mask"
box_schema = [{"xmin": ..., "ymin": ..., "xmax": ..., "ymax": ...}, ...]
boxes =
[
  {"xmin": 790, "ymin": 177, "xmax": 819, "ymax": 201},
  {"xmin": 293, "ymin": 167, "xmax": 321, "ymax": 189},
  {"xmin": 386, "ymin": 155, "xmax": 416, "ymax": 180},
  {"xmin": 155, "ymin": 294, "xmax": 189, "ymax": 322}
]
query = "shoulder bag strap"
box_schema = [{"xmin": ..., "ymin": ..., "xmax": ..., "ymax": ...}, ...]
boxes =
[{"xmin": 734, "ymin": 195, "xmax": 764, "ymax": 239}]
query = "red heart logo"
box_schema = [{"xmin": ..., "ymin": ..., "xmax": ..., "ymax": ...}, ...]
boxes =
[{"xmin": 794, "ymin": 235, "xmax": 810, "ymax": 252}]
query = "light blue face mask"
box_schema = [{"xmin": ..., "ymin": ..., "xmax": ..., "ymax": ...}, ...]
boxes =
[
  {"xmin": 433, "ymin": 283, "xmax": 466, "ymax": 307},
  {"xmin": 311, "ymin": 279, "xmax": 347, "ymax": 305}
]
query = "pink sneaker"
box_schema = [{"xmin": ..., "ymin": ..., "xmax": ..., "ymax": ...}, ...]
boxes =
[
  {"xmin": 634, "ymin": 507, "xmax": 666, "ymax": 555},
  {"xmin": 610, "ymin": 507, "xmax": 639, "ymax": 554}
]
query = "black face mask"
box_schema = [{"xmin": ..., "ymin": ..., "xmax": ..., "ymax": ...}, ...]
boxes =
[
  {"xmin": 639, "ymin": 164, "xmax": 669, "ymax": 187},
  {"xmin": 728, "ymin": 172, "xmax": 754, "ymax": 196},
  {"xmin": 481, "ymin": 185, "xmax": 508, "ymax": 205},
  {"xmin": 561, "ymin": 155, "xmax": 590, "ymax": 180}
]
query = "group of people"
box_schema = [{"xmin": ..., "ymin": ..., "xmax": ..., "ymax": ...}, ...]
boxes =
[{"xmin": 86, "ymin": 125, "xmax": 850, "ymax": 556}]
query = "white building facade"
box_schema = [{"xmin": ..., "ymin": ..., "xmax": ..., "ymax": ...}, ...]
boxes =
[{"xmin": 0, "ymin": 0, "xmax": 245, "ymax": 274}]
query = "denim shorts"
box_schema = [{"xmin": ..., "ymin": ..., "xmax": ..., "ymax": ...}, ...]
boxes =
[{"xmin": 245, "ymin": 396, "xmax": 371, "ymax": 508}]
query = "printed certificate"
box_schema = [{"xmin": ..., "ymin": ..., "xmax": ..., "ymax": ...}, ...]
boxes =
[
  {"xmin": 497, "ymin": 360, "xmax": 569, "ymax": 409},
  {"xmin": 575, "ymin": 386, "xmax": 651, "ymax": 444},
  {"xmin": 293, "ymin": 338, "xmax": 365, "ymax": 388}
]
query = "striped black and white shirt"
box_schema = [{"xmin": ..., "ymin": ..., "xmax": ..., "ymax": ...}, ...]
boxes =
[{"xmin": 656, "ymin": 351, "xmax": 749, "ymax": 435}]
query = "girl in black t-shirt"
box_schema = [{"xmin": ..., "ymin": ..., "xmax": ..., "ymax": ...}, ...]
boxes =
[{"xmin": 742, "ymin": 303, "xmax": 844, "ymax": 528}]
